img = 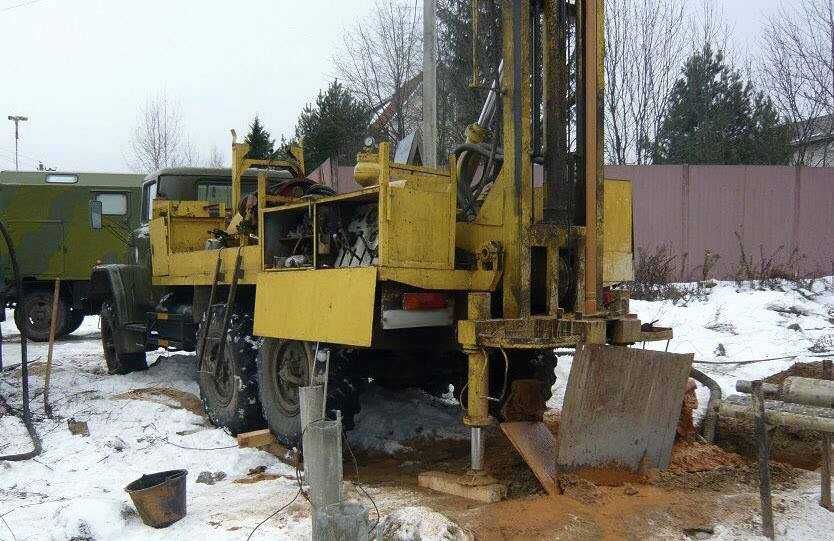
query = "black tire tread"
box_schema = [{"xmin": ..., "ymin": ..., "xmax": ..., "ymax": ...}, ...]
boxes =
[
  {"xmin": 197, "ymin": 309, "xmax": 264, "ymax": 435},
  {"xmin": 101, "ymin": 300, "xmax": 147, "ymax": 375}
]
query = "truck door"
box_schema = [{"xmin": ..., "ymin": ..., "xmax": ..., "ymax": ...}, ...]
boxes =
[{"xmin": 92, "ymin": 191, "xmax": 131, "ymax": 264}]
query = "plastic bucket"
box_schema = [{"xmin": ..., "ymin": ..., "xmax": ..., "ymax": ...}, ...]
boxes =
[{"xmin": 125, "ymin": 469, "xmax": 188, "ymax": 528}]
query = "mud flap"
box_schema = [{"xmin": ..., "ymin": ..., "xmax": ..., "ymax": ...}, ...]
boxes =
[{"xmin": 502, "ymin": 345, "xmax": 692, "ymax": 494}]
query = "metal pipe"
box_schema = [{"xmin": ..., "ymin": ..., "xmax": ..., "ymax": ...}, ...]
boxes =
[
  {"xmin": 737, "ymin": 377, "xmax": 834, "ymax": 409},
  {"xmin": 691, "ymin": 368, "xmax": 721, "ymax": 443},
  {"xmin": 470, "ymin": 427, "xmax": 484, "ymax": 471},
  {"xmin": 477, "ymin": 61, "xmax": 504, "ymax": 128},
  {"xmin": 719, "ymin": 401, "xmax": 834, "ymax": 433}
]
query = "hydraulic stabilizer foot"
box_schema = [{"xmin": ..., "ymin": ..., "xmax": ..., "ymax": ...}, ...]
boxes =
[{"xmin": 418, "ymin": 340, "xmax": 507, "ymax": 502}]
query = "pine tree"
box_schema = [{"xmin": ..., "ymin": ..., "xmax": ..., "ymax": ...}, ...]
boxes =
[
  {"xmin": 294, "ymin": 80, "xmax": 370, "ymax": 171},
  {"xmin": 652, "ymin": 45, "xmax": 792, "ymax": 165},
  {"xmin": 244, "ymin": 115, "xmax": 275, "ymax": 159}
]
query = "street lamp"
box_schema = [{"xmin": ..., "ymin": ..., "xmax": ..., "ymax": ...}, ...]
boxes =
[{"xmin": 8, "ymin": 115, "xmax": 28, "ymax": 171}]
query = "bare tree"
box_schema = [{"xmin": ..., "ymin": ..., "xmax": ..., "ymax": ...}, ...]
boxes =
[
  {"xmin": 761, "ymin": 0, "xmax": 834, "ymax": 166},
  {"xmin": 333, "ymin": 0, "xmax": 423, "ymax": 144},
  {"xmin": 605, "ymin": 0, "xmax": 687, "ymax": 164},
  {"xmin": 127, "ymin": 92, "xmax": 189, "ymax": 173},
  {"xmin": 207, "ymin": 145, "xmax": 225, "ymax": 168}
]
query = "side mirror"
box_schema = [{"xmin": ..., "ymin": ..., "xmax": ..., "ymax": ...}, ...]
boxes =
[{"xmin": 90, "ymin": 199, "xmax": 103, "ymax": 230}]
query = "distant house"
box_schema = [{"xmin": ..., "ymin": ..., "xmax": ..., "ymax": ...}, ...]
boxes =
[{"xmin": 790, "ymin": 114, "xmax": 834, "ymax": 166}]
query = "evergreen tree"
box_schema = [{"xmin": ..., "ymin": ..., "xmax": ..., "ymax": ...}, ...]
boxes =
[
  {"xmin": 244, "ymin": 115, "xmax": 275, "ymax": 159},
  {"xmin": 294, "ymin": 80, "xmax": 370, "ymax": 171},
  {"xmin": 652, "ymin": 45, "xmax": 792, "ymax": 165}
]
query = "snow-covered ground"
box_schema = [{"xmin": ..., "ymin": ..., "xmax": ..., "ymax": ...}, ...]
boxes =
[{"xmin": 1, "ymin": 278, "xmax": 833, "ymax": 540}]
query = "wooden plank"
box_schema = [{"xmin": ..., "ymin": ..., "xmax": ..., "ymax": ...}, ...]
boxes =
[
  {"xmin": 418, "ymin": 471, "xmax": 507, "ymax": 503},
  {"xmin": 500, "ymin": 422, "xmax": 559, "ymax": 496},
  {"xmin": 556, "ymin": 345, "xmax": 693, "ymax": 472},
  {"xmin": 237, "ymin": 429, "xmax": 276, "ymax": 449}
]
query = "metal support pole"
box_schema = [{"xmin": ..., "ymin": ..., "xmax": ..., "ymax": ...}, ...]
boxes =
[
  {"xmin": 822, "ymin": 360, "xmax": 833, "ymax": 510},
  {"xmin": 7, "ymin": 116, "xmax": 28, "ymax": 172},
  {"xmin": 422, "ymin": 0, "xmax": 438, "ymax": 167},
  {"xmin": 470, "ymin": 426, "xmax": 484, "ymax": 471},
  {"xmin": 462, "ymin": 292, "xmax": 492, "ymax": 473},
  {"xmin": 752, "ymin": 380, "xmax": 775, "ymax": 539}
]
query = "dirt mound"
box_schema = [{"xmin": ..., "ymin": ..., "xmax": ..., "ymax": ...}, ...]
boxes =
[
  {"xmin": 668, "ymin": 441, "xmax": 745, "ymax": 474},
  {"xmin": 764, "ymin": 360, "xmax": 833, "ymax": 385},
  {"xmin": 113, "ymin": 387, "xmax": 204, "ymax": 417}
]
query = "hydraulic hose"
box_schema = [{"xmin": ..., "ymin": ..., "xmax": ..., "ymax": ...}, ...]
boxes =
[{"xmin": 0, "ymin": 218, "xmax": 42, "ymax": 461}]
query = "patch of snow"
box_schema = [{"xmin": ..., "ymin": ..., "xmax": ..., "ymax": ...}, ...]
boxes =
[{"xmin": 379, "ymin": 506, "xmax": 469, "ymax": 540}]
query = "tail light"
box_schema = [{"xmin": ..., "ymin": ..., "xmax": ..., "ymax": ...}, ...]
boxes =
[{"xmin": 402, "ymin": 292, "xmax": 448, "ymax": 311}]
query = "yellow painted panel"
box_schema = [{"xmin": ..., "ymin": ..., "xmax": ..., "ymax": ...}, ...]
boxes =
[
  {"xmin": 154, "ymin": 245, "xmax": 261, "ymax": 285},
  {"xmin": 382, "ymin": 179, "xmax": 455, "ymax": 269},
  {"xmin": 253, "ymin": 267, "xmax": 377, "ymax": 347},
  {"xmin": 168, "ymin": 217, "xmax": 226, "ymax": 253},
  {"xmin": 149, "ymin": 218, "xmax": 169, "ymax": 276},
  {"xmin": 603, "ymin": 179, "xmax": 634, "ymax": 283}
]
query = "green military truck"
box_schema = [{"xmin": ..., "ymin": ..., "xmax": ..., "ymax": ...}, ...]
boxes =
[{"xmin": 0, "ymin": 170, "xmax": 142, "ymax": 341}]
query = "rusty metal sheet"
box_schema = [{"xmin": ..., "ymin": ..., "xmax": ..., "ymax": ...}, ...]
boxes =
[
  {"xmin": 500, "ymin": 422, "xmax": 559, "ymax": 496},
  {"xmin": 555, "ymin": 345, "xmax": 693, "ymax": 472}
]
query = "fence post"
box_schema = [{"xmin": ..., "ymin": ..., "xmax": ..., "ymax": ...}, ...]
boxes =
[{"xmin": 752, "ymin": 380, "xmax": 775, "ymax": 539}]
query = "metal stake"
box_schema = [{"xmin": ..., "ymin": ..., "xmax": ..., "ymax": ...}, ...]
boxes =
[
  {"xmin": 43, "ymin": 278, "xmax": 60, "ymax": 417},
  {"xmin": 752, "ymin": 380, "xmax": 775, "ymax": 539},
  {"xmin": 822, "ymin": 360, "xmax": 832, "ymax": 510}
]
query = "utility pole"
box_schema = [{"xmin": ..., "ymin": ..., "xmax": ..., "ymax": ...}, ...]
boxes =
[
  {"xmin": 422, "ymin": 0, "xmax": 437, "ymax": 167},
  {"xmin": 7, "ymin": 115, "xmax": 28, "ymax": 171}
]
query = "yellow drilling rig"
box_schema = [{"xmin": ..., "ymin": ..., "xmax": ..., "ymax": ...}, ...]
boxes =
[{"xmin": 91, "ymin": 0, "xmax": 691, "ymax": 499}]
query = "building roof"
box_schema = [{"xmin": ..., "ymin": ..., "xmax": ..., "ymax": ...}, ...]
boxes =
[{"xmin": 789, "ymin": 114, "xmax": 834, "ymax": 147}]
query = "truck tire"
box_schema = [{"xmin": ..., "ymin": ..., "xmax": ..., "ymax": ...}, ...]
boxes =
[
  {"xmin": 257, "ymin": 339, "xmax": 362, "ymax": 448},
  {"xmin": 62, "ymin": 310, "xmax": 86, "ymax": 336},
  {"xmin": 14, "ymin": 289, "xmax": 69, "ymax": 342},
  {"xmin": 197, "ymin": 308, "xmax": 264, "ymax": 435},
  {"xmin": 101, "ymin": 300, "xmax": 147, "ymax": 374}
]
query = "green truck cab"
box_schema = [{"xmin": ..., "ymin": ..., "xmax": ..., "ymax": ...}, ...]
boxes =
[
  {"xmin": 88, "ymin": 167, "xmax": 291, "ymax": 374},
  {"xmin": 0, "ymin": 170, "xmax": 142, "ymax": 340}
]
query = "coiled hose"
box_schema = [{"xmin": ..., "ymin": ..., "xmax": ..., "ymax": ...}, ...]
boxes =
[{"xmin": 0, "ymin": 218, "xmax": 42, "ymax": 461}]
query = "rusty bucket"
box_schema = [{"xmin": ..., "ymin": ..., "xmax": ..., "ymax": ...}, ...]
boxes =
[{"xmin": 125, "ymin": 469, "xmax": 188, "ymax": 528}]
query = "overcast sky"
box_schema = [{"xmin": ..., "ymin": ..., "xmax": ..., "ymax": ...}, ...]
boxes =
[{"xmin": 1, "ymin": 0, "xmax": 784, "ymax": 173}]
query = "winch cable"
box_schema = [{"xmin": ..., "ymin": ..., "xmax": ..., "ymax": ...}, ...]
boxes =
[{"xmin": 0, "ymin": 218, "xmax": 43, "ymax": 461}]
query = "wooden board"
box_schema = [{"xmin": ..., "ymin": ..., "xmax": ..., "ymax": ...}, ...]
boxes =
[
  {"xmin": 500, "ymin": 422, "xmax": 559, "ymax": 496},
  {"xmin": 237, "ymin": 429, "xmax": 300, "ymax": 466},
  {"xmin": 555, "ymin": 345, "xmax": 693, "ymax": 471}
]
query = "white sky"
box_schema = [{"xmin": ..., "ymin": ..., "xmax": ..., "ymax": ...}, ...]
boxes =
[{"xmin": 0, "ymin": 0, "xmax": 784, "ymax": 173}]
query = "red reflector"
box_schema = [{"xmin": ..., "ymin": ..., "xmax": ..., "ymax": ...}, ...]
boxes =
[
  {"xmin": 402, "ymin": 292, "xmax": 448, "ymax": 311},
  {"xmin": 603, "ymin": 289, "xmax": 615, "ymax": 306}
]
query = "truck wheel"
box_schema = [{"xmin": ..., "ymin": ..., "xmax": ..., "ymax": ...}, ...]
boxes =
[
  {"xmin": 62, "ymin": 310, "xmax": 86, "ymax": 336},
  {"xmin": 197, "ymin": 309, "xmax": 264, "ymax": 435},
  {"xmin": 101, "ymin": 300, "xmax": 147, "ymax": 374},
  {"xmin": 258, "ymin": 339, "xmax": 362, "ymax": 448},
  {"xmin": 14, "ymin": 289, "xmax": 69, "ymax": 342}
]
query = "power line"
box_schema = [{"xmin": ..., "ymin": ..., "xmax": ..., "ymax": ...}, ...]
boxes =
[{"xmin": 0, "ymin": 0, "xmax": 48, "ymax": 13}]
